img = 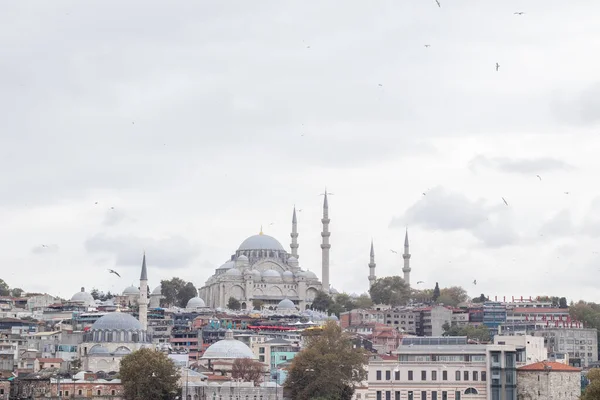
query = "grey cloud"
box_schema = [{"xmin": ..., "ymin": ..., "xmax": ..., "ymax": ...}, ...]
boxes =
[
  {"xmin": 103, "ymin": 209, "xmax": 132, "ymax": 227},
  {"xmin": 31, "ymin": 244, "xmax": 60, "ymax": 255},
  {"xmin": 539, "ymin": 210, "xmax": 575, "ymax": 237},
  {"xmin": 468, "ymin": 155, "xmax": 573, "ymax": 175},
  {"xmin": 390, "ymin": 187, "xmax": 518, "ymax": 247},
  {"xmin": 552, "ymin": 83, "xmax": 600, "ymax": 127},
  {"xmin": 84, "ymin": 234, "xmax": 199, "ymax": 268}
]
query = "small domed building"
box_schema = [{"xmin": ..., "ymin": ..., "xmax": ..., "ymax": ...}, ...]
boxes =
[
  {"xmin": 186, "ymin": 296, "xmax": 207, "ymax": 310},
  {"xmin": 149, "ymin": 285, "xmax": 163, "ymax": 308},
  {"xmin": 80, "ymin": 312, "xmax": 151, "ymax": 372},
  {"xmin": 199, "ymin": 329, "xmax": 258, "ymax": 373},
  {"xmin": 69, "ymin": 287, "xmax": 96, "ymax": 308}
]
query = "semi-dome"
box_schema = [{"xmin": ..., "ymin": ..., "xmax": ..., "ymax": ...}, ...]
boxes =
[
  {"xmin": 202, "ymin": 330, "xmax": 255, "ymax": 360},
  {"xmin": 218, "ymin": 261, "xmax": 235, "ymax": 270},
  {"xmin": 238, "ymin": 234, "xmax": 284, "ymax": 251},
  {"xmin": 71, "ymin": 287, "xmax": 95, "ymax": 305},
  {"xmin": 186, "ymin": 297, "xmax": 206, "ymax": 309},
  {"xmin": 152, "ymin": 286, "xmax": 162, "ymax": 295},
  {"xmin": 282, "ymin": 271, "xmax": 294, "ymax": 281},
  {"xmin": 303, "ymin": 270, "xmax": 318, "ymax": 279},
  {"xmin": 88, "ymin": 345, "xmax": 110, "ymax": 355},
  {"xmin": 226, "ymin": 268, "xmax": 242, "ymax": 276},
  {"xmin": 287, "ymin": 256, "xmax": 299, "ymax": 267},
  {"xmin": 91, "ymin": 312, "xmax": 143, "ymax": 331},
  {"xmin": 122, "ymin": 286, "xmax": 140, "ymax": 296},
  {"xmin": 251, "ymin": 269, "xmax": 261, "ymax": 279},
  {"xmin": 277, "ymin": 298, "xmax": 296, "ymax": 310},
  {"xmin": 113, "ymin": 346, "xmax": 132, "ymax": 356},
  {"xmin": 262, "ymin": 269, "xmax": 281, "ymax": 278}
]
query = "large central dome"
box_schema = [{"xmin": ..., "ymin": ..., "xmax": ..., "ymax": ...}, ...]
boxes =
[
  {"xmin": 238, "ymin": 233, "xmax": 284, "ymax": 251},
  {"xmin": 91, "ymin": 312, "xmax": 143, "ymax": 331}
]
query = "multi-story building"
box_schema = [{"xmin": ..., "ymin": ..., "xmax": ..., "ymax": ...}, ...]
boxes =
[
  {"xmin": 416, "ymin": 306, "xmax": 452, "ymax": 337},
  {"xmin": 366, "ymin": 336, "xmax": 518, "ymax": 400},
  {"xmin": 493, "ymin": 335, "xmax": 547, "ymax": 365},
  {"xmin": 483, "ymin": 302, "xmax": 507, "ymax": 336},
  {"xmin": 451, "ymin": 311, "xmax": 469, "ymax": 328},
  {"xmin": 341, "ymin": 309, "xmax": 385, "ymax": 329},
  {"xmin": 533, "ymin": 327, "xmax": 598, "ymax": 368},
  {"xmin": 383, "ymin": 308, "xmax": 418, "ymax": 334},
  {"xmin": 516, "ymin": 361, "xmax": 581, "ymax": 400}
]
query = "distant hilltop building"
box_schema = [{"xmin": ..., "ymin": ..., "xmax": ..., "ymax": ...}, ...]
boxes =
[{"xmin": 199, "ymin": 194, "xmax": 334, "ymax": 310}]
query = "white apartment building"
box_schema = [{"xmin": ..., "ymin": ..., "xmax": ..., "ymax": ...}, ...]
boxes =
[
  {"xmin": 493, "ymin": 335, "xmax": 547, "ymax": 365},
  {"xmin": 365, "ymin": 337, "xmax": 518, "ymax": 400}
]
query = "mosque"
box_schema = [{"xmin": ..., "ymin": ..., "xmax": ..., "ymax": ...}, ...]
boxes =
[{"xmin": 198, "ymin": 193, "xmax": 335, "ymax": 311}]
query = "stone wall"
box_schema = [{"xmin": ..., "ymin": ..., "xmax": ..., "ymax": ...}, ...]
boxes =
[{"xmin": 517, "ymin": 370, "xmax": 580, "ymax": 400}]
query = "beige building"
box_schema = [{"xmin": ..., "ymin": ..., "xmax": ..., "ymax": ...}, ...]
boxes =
[
  {"xmin": 516, "ymin": 361, "xmax": 581, "ymax": 400},
  {"xmin": 494, "ymin": 335, "xmax": 547, "ymax": 365}
]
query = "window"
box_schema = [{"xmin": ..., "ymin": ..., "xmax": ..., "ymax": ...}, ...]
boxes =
[
  {"xmin": 442, "ymin": 370, "xmax": 447, "ymax": 380},
  {"xmin": 408, "ymin": 392, "xmax": 414, "ymax": 400},
  {"xmin": 97, "ymin": 390, "xmax": 101, "ymax": 395},
  {"xmin": 259, "ymin": 355, "xmax": 265, "ymax": 362},
  {"xmin": 64, "ymin": 391, "xmax": 69, "ymax": 397},
  {"xmin": 463, "ymin": 371, "xmax": 469, "ymax": 381},
  {"xmin": 465, "ymin": 388, "xmax": 479, "ymax": 394},
  {"xmin": 455, "ymin": 391, "xmax": 461, "ymax": 400},
  {"xmin": 386, "ymin": 370, "xmax": 391, "ymax": 380},
  {"xmin": 377, "ymin": 371, "xmax": 382, "ymax": 380},
  {"xmin": 377, "ymin": 391, "xmax": 382, "ymax": 400},
  {"xmin": 482, "ymin": 371, "xmax": 487, "ymax": 381},
  {"xmin": 394, "ymin": 370, "xmax": 400, "ymax": 380},
  {"xmin": 408, "ymin": 370, "xmax": 414, "ymax": 381},
  {"xmin": 432, "ymin": 391, "xmax": 437, "ymax": 400},
  {"xmin": 259, "ymin": 347, "xmax": 265, "ymax": 354},
  {"xmin": 111, "ymin": 390, "xmax": 116, "ymax": 395},
  {"xmin": 473, "ymin": 371, "xmax": 478, "ymax": 381},
  {"xmin": 421, "ymin": 370, "xmax": 427, "ymax": 380},
  {"xmin": 421, "ymin": 391, "xmax": 427, "ymax": 400},
  {"xmin": 442, "ymin": 392, "xmax": 447, "ymax": 400},
  {"xmin": 395, "ymin": 391, "xmax": 400, "ymax": 400},
  {"xmin": 432, "ymin": 370, "xmax": 437, "ymax": 381},
  {"xmin": 386, "ymin": 392, "xmax": 391, "ymax": 400},
  {"xmin": 59, "ymin": 392, "xmax": 62, "ymax": 397},
  {"xmin": 78, "ymin": 390, "xmax": 83, "ymax": 395}
]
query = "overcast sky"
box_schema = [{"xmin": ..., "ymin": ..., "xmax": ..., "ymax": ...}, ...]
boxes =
[{"xmin": 1, "ymin": 1, "xmax": 600, "ymax": 303}]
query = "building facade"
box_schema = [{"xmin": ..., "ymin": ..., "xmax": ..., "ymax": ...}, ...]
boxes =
[{"xmin": 516, "ymin": 361, "xmax": 581, "ymax": 400}]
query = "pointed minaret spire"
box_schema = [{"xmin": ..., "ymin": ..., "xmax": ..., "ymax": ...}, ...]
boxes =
[
  {"xmin": 138, "ymin": 253, "xmax": 149, "ymax": 330},
  {"xmin": 368, "ymin": 239, "xmax": 376, "ymax": 287},
  {"xmin": 321, "ymin": 189, "xmax": 331, "ymax": 293},
  {"xmin": 403, "ymin": 229, "xmax": 412, "ymax": 286},
  {"xmin": 290, "ymin": 206, "xmax": 299, "ymax": 258}
]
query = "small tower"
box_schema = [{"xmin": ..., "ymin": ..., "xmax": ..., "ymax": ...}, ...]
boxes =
[
  {"xmin": 321, "ymin": 191, "xmax": 331, "ymax": 292},
  {"xmin": 368, "ymin": 240, "xmax": 376, "ymax": 287},
  {"xmin": 290, "ymin": 206, "xmax": 299, "ymax": 259},
  {"xmin": 402, "ymin": 229, "xmax": 411, "ymax": 286},
  {"xmin": 138, "ymin": 253, "xmax": 149, "ymax": 330}
]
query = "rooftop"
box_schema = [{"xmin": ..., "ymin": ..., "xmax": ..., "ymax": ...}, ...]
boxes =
[{"xmin": 518, "ymin": 361, "xmax": 581, "ymax": 372}]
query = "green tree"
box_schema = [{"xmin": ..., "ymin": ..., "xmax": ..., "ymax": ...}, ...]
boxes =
[
  {"xmin": 472, "ymin": 294, "xmax": 488, "ymax": 303},
  {"xmin": 119, "ymin": 348, "xmax": 180, "ymax": 400},
  {"xmin": 285, "ymin": 321, "xmax": 368, "ymax": 400},
  {"xmin": 311, "ymin": 291, "xmax": 333, "ymax": 312},
  {"xmin": 90, "ymin": 288, "xmax": 101, "ymax": 300},
  {"xmin": 227, "ymin": 297, "xmax": 241, "ymax": 310},
  {"xmin": 439, "ymin": 286, "xmax": 468, "ymax": 305},
  {"xmin": 333, "ymin": 293, "xmax": 356, "ymax": 312},
  {"xmin": 432, "ymin": 282, "xmax": 441, "ymax": 302},
  {"xmin": 412, "ymin": 289, "xmax": 433, "ymax": 304},
  {"xmin": 369, "ymin": 276, "xmax": 411, "ymax": 307},
  {"xmin": 582, "ymin": 368, "xmax": 600, "ymax": 400},
  {"xmin": 11, "ymin": 288, "xmax": 24, "ymax": 298},
  {"xmin": 176, "ymin": 282, "xmax": 197, "ymax": 308},
  {"xmin": 559, "ymin": 297, "xmax": 568, "ymax": 308},
  {"xmin": 0, "ymin": 279, "xmax": 10, "ymax": 296},
  {"xmin": 160, "ymin": 278, "xmax": 186, "ymax": 307},
  {"xmin": 252, "ymin": 299, "xmax": 265, "ymax": 310},
  {"xmin": 442, "ymin": 323, "xmax": 491, "ymax": 343},
  {"xmin": 354, "ymin": 294, "xmax": 373, "ymax": 309},
  {"xmin": 231, "ymin": 358, "xmax": 264, "ymax": 385}
]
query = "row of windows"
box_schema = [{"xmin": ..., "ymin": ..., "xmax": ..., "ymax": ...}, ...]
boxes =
[
  {"xmin": 376, "ymin": 370, "xmax": 486, "ymax": 382},
  {"xmin": 59, "ymin": 389, "xmax": 117, "ymax": 396},
  {"xmin": 374, "ymin": 389, "xmax": 478, "ymax": 400}
]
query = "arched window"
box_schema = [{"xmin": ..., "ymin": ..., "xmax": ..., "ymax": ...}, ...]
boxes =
[{"xmin": 465, "ymin": 388, "xmax": 479, "ymax": 394}]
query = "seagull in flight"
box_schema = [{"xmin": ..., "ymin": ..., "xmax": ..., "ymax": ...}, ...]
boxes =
[
  {"xmin": 514, "ymin": 11, "xmax": 525, "ymax": 15},
  {"xmin": 108, "ymin": 269, "xmax": 121, "ymax": 278},
  {"xmin": 435, "ymin": 0, "xmax": 441, "ymax": 7},
  {"xmin": 424, "ymin": 45, "xmax": 431, "ymax": 48},
  {"xmin": 496, "ymin": 62, "xmax": 500, "ymax": 71},
  {"xmin": 536, "ymin": 175, "xmax": 542, "ymax": 181},
  {"xmin": 502, "ymin": 197, "xmax": 509, "ymax": 206},
  {"xmin": 564, "ymin": 192, "xmax": 570, "ymax": 195},
  {"xmin": 390, "ymin": 249, "xmax": 398, "ymax": 254},
  {"xmin": 417, "ymin": 281, "xmax": 424, "ymax": 284},
  {"xmin": 473, "ymin": 279, "xmax": 477, "ymax": 285}
]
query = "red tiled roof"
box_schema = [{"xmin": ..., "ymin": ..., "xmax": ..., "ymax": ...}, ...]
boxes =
[
  {"xmin": 37, "ymin": 358, "xmax": 64, "ymax": 363},
  {"xmin": 206, "ymin": 375, "xmax": 232, "ymax": 381},
  {"xmin": 379, "ymin": 355, "xmax": 397, "ymax": 361},
  {"xmin": 518, "ymin": 361, "xmax": 580, "ymax": 372},
  {"xmin": 512, "ymin": 308, "xmax": 569, "ymax": 314}
]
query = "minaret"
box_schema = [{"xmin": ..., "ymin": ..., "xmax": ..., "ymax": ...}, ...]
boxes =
[
  {"xmin": 321, "ymin": 191, "xmax": 331, "ymax": 292},
  {"xmin": 402, "ymin": 229, "xmax": 411, "ymax": 286},
  {"xmin": 290, "ymin": 206, "xmax": 299, "ymax": 258},
  {"xmin": 138, "ymin": 253, "xmax": 149, "ymax": 330},
  {"xmin": 368, "ymin": 240, "xmax": 376, "ymax": 287}
]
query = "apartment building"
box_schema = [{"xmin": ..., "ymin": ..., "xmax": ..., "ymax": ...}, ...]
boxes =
[
  {"xmin": 366, "ymin": 337, "xmax": 518, "ymax": 400},
  {"xmin": 533, "ymin": 327, "xmax": 598, "ymax": 368}
]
